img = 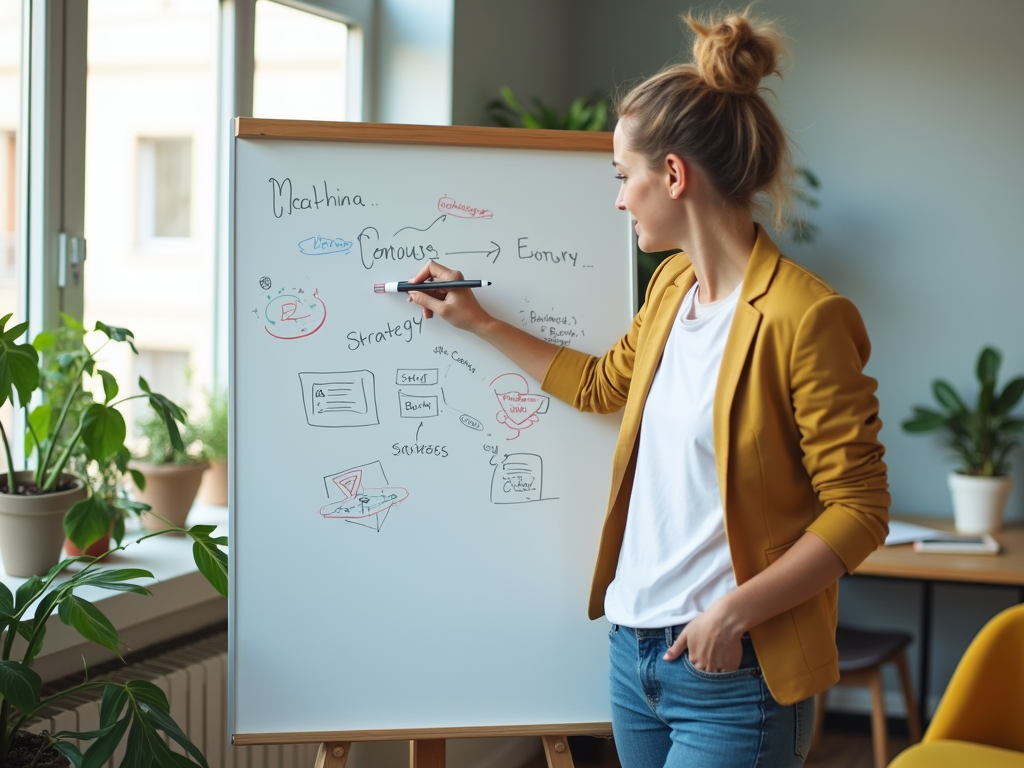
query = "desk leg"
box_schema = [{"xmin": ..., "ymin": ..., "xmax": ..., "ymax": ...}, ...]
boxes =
[{"xmin": 918, "ymin": 581, "xmax": 933, "ymax": 727}]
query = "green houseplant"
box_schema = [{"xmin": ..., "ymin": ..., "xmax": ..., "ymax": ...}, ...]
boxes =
[
  {"xmin": 487, "ymin": 86, "xmax": 609, "ymax": 132},
  {"xmin": 132, "ymin": 412, "xmax": 208, "ymax": 532},
  {"xmin": 0, "ymin": 314, "xmax": 187, "ymax": 576},
  {"xmin": 0, "ymin": 516, "xmax": 228, "ymax": 767},
  {"xmin": 902, "ymin": 346, "xmax": 1024, "ymax": 532}
]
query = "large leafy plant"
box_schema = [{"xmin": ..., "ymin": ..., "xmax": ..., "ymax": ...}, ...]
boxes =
[
  {"xmin": 0, "ymin": 314, "xmax": 186, "ymax": 551},
  {"xmin": 487, "ymin": 86, "xmax": 608, "ymax": 132},
  {"xmin": 0, "ymin": 524, "xmax": 228, "ymax": 767},
  {"xmin": 903, "ymin": 346, "xmax": 1024, "ymax": 476}
]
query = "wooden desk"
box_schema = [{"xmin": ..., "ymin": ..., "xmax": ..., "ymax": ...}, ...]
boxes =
[{"xmin": 852, "ymin": 515, "xmax": 1024, "ymax": 725}]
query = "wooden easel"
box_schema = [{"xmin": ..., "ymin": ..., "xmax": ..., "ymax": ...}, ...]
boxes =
[{"xmin": 314, "ymin": 734, "xmax": 581, "ymax": 768}]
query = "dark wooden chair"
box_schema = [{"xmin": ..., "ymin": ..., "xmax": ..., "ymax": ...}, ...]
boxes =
[{"xmin": 810, "ymin": 625, "xmax": 923, "ymax": 768}]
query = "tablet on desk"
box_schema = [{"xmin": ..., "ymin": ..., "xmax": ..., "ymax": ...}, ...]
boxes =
[{"xmin": 913, "ymin": 534, "xmax": 1001, "ymax": 554}]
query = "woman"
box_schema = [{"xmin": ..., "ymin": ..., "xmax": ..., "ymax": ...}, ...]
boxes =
[{"xmin": 407, "ymin": 10, "xmax": 889, "ymax": 767}]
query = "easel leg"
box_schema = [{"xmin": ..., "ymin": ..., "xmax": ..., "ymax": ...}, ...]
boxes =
[
  {"xmin": 410, "ymin": 738, "xmax": 446, "ymax": 768},
  {"xmin": 542, "ymin": 735, "xmax": 575, "ymax": 768},
  {"xmin": 314, "ymin": 741, "xmax": 351, "ymax": 768}
]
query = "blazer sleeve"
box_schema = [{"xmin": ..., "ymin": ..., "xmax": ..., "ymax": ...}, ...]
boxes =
[
  {"xmin": 541, "ymin": 255, "xmax": 678, "ymax": 414},
  {"xmin": 794, "ymin": 295, "xmax": 890, "ymax": 571}
]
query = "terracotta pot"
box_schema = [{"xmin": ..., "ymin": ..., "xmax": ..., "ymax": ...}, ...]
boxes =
[
  {"xmin": 133, "ymin": 461, "xmax": 209, "ymax": 532},
  {"xmin": 197, "ymin": 458, "xmax": 228, "ymax": 506},
  {"xmin": 64, "ymin": 525, "xmax": 113, "ymax": 558},
  {"xmin": 0, "ymin": 471, "xmax": 88, "ymax": 577}
]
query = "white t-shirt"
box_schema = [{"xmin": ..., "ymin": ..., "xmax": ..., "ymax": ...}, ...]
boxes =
[{"xmin": 604, "ymin": 280, "xmax": 741, "ymax": 628}]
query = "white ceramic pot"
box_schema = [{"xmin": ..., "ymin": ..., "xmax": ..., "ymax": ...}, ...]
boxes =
[{"xmin": 947, "ymin": 472, "xmax": 1013, "ymax": 534}]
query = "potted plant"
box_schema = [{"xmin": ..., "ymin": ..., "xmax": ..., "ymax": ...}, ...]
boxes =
[
  {"xmin": 487, "ymin": 86, "xmax": 609, "ymax": 132},
  {"xmin": 193, "ymin": 387, "xmax": 228, "ymax": 507},
  {"xmin": 132, "ymin": 412, "xmax": 208, "ymax": 532},
  {"xmin": 0, "ymin": 314, "xmax": 186, "ymax": 576},
  {"xmin": 0, "ymin": 515, "xmax": 228, "ymax": 767},
  {"xmin": 903, "ymin": 346, "xmax": 1024, "ymax": 532}
]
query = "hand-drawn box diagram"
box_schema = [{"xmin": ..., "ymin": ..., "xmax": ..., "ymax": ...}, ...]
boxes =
[
  {"xmin": 319, "ymin": 461, "xmax": 409, "ymax": 532},
  {"xmin": 299, "ymin": 370, "xmax": 378, "ymax": 427},
  {"xmin": 396, "ymin": 368, "xmax": 439, "ymax": 386},
  {"xmin": 398, "ymin": 391, "xmax": 439, "ymax": 418},
  {"xmin": 491, "ymin": 453, "xmax": 544, "ymax": 504}
]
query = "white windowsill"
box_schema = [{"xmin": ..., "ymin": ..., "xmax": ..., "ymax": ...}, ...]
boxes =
[{"xmin": 0, "ymin": 504, "xmax": 229, "ymax": 683}]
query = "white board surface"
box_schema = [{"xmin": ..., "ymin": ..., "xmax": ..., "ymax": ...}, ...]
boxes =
[{"xmin": 229, "ymin": 123, "xmax": 633, "ymax": 739}]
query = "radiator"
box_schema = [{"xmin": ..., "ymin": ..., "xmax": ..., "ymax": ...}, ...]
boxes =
[{"xmin": 28, "ymin": 631, "xmax": 320, "ymax": 768}]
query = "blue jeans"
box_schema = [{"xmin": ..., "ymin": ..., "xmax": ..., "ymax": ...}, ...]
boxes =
[{"xmin": 608, "ymin": 624, "xmax": 814, "ymax": 768}]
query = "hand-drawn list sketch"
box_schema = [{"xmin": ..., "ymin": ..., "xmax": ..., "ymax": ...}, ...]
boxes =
[
  {"xmin": 491, "ymin": 373, "xmax": 550, "ymax": 440},
  {"xmin": 319, "ymin": 462, "xmax": 409, "ymax": 532},
  {"xmin": 519, "ymin": 307, "xmax": 585, "ymax": 347},
  {"xmin": 490, "ymin": 453, "xmax": 544, "ymax": 504},
  {"xmin": 256, "ymin": 283, "xmax": 327, "ymax": 339},
  {"xmin": 299, "ymin": 370, "xmax": 379, "ymax": 427}
]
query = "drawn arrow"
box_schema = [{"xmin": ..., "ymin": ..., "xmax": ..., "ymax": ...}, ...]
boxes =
[
  {"xmin": 445, "ymin": 241, "xmax": 501, "ymax": 264},
  {"xmin": 394, "ymin": 215, "xmax": 446, "ymax": 237},
  {"xmin": 416, "ymin": 421, "xmax": 423, "ymax": 442}
]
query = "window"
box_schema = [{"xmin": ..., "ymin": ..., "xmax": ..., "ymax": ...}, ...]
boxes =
[
  {"xmin": 0, "ymin": 0, "xmax": 21, "ymax": 449},
  {"xmin": 253, "ymin": 0, "xmax": 350, "ymax": 122},
  {"xmin": 138, "ymin": 137, "xmax": 193, "ymax": 241},
  {"xmin": 84, "ymin": 0, "xmax": 217, "ymax": 429}
]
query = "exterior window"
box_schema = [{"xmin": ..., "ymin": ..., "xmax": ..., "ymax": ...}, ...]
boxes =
[
  {"xmin": 84, "ymin": 0, "xmax": 217, "ymax": 431},
  {"xmin": 0, "ymin": 0, "xmax": 22, "ymax": 448},
  {"xmin": 139, "ymin": 137, "xmax": 193, "ymax": 240},
  {"xmin": 253, "ymin": 0, "xmax": 349, "ymax": 122}
]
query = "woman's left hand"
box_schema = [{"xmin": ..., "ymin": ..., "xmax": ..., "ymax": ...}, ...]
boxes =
[{"xmin": 663, "ymin": 600, "xmax": 745, "ymax": 672}]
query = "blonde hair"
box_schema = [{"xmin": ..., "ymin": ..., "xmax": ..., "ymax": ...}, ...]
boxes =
[{"xmin": 616, "ymin": 10, "xmax": 793, "ymax": 227}]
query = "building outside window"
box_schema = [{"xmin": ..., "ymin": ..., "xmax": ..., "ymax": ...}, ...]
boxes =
[{"xmin": 138, "ymin": 136, "xmax": 193, "ymax": 242}]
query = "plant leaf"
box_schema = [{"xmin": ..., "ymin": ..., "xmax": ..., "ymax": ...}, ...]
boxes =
[
  {"xmin": 901, "ymin": 408, "xmax": 947, "ymax": 432},
  {"xmin": 58, "ymin": 595, "xmax": 123, "ymax": 654},
  {"xmin": 52, "ymin": 739, "xmax": 85, "ymax": 767},
  {"xmin": 15, "ymin": 575, "xmax": 45, "ymax": 612},
  {"xmin": 64, "ymin": 495, "xmax": 116, "ymax": 551},
  {"xmin": 100, "ymin": 684, "xmax": 130, "ymax": 728},
  {"xmin": 130, "ymin": 468, "xmax": 147, "ymax": 491},
  {"xmin": 995, "ymin": 376, "xmax": 1024, "ymax": 415},
  {"xmin": 0, "ymin": 659, "xmax": 43, "ymax": 715},
  {"xmin": 191, "ymin": 533, "xmax": 229, "ymax": 597},
  {"xmin": 25, "ymin": 402, "xmax": 53, "ymax": 456},
  {"xmin": 0, "ymin": 336, "xmax": 40, "ymax": 408},
  {"xmin": 84, "ymin": 711, "xmax": 130, "ymax": 768},
  {"xmin": 94, "ymin": 321, "xmax": 138, "ymax": 355},
  {"xmin": 97, "ymin": 369, "xmax": 119, "ymax": 404},
  {"xmin": 932, "ymin": 380, "xmax": 966, "ymax": 413},
  {"xmin": 16, "ymin": 617, "xmax": 47, "ymax": 663},
  {"xmin": 0, "ymin": 581, "xmax": 13, "ymax": 616},
  {"xmin": 81, "ymin": 403, "xmax": 128, "ymax": 465},
  {"xmin": 976, "ymin": 346, "xmax": 1000, "ymax": 387}
]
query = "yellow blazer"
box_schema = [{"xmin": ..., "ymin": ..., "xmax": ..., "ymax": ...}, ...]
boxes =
[{"xmin": 541, "ymin": 226, "xmax": 890, "ymax": 705}]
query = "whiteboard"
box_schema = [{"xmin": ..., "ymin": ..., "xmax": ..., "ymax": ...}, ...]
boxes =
[{"xmin": 229, "ymin": 120, "xmax": 633, "ymax": 741}]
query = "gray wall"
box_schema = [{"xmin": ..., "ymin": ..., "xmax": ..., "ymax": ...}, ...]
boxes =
[
  {"xmin": 446, "ymin": 0, "xmax": 1024, "ymax": 717},
  {"xmin": 451, "ymin": 0, "xmax": 572, "ymax": 126}
]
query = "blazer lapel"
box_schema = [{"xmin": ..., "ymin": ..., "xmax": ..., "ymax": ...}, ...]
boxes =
[{"xmin": 713, "ymin": 227, "xmax": 781, "ymax": 503}]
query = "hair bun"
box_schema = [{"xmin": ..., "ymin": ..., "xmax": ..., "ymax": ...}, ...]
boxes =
[{"xmin": 686, "ymin": 12, "xmax": 785, "ymax": 95}]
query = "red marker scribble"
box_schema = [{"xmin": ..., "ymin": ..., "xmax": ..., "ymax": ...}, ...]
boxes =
[
  {"xmin": 438, "ymin": 195, "xmax": 493, "ymax": 219},
  {"xmin": 265, "ymin": 288, "xmax": 327, "ymax": 340}
]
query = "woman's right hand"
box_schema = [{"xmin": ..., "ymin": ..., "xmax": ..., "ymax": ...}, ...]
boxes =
[{"xmin": 405, "ymin": 261, "xmax": 493, "ymax": 330}]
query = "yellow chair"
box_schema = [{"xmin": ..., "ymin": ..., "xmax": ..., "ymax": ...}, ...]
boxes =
[{"xmin": 888, "ymin": 603, "xmax": 1024, "ymax": 767}]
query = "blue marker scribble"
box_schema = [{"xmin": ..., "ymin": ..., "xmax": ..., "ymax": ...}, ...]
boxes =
[{"xmin": 298, "ymin": 236, "xmax": 353, "ymax": 255}]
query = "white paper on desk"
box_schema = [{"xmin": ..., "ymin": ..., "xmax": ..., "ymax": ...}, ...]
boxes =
[{"xmin": 885, "ymin": 520, "xmax": 959, "ymax": 545}]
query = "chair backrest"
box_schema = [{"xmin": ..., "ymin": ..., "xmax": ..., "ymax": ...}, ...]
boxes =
[{"xmin": 925, "ymin": 603, "xmax": 1024, "ymax": 752}]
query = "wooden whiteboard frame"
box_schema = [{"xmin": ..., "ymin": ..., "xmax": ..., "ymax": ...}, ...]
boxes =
[{"xmin": 230, "ymin": 119, "xmax": 622, "ymax": 745}]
